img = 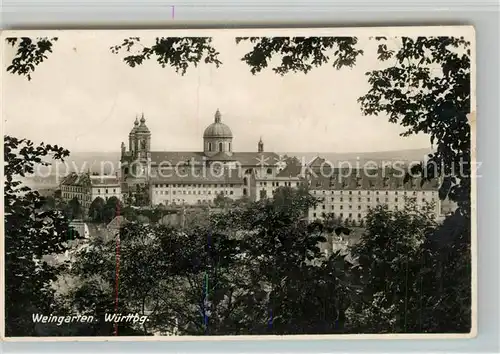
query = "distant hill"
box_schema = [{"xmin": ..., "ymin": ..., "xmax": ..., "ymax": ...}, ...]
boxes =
[
  {"xmin": 36, "ymin": 152, "xmax": 121, "ymax": 176},
  {"xmin": 32, "ymin": 148, "xmax": 432, "ymax": 178}
]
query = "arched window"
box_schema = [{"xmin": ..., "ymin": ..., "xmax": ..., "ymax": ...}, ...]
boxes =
[
  {"xmin": 208, "ymin": 142, "xmax": 212, "ymax": 152},
  {"xmin": 229, "ymin": 142, "xmax": 231, "ymax": 152},
  {"xmin": 243, "ymin": 188, "xmax": 247, "ymax": 196},
  {"xmin": 243, "ymin": 177, "xmax": 248, "ymax": 184},
  {"xmin": 219, "ymin": 142, "xmax": 223, "ymax": 152},
  {"xmin": 266, "ymin": 168, "xmax": 272, "ymax": 175}
]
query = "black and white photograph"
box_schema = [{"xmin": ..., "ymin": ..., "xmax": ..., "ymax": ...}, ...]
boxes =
[{"xmin": 1, "ymin": 27, "xmax": 476, "ymax": 339}]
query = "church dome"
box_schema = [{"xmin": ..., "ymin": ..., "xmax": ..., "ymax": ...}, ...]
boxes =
[{"xmin": 203, "ymin": 109, "xmax": 233, "ymax": 138}]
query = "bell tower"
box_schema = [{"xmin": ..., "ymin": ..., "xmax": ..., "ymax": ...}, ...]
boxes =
[{"xmin": 135, "ymin": 113, "xmax": 151, "ymax": 159}]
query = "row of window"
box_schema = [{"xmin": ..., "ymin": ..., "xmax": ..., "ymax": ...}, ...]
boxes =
[
  {"xmin": 313, "ymin": 190, "xmax": 435, "ymax": 196},
  {"xmin": 260, "ymin": 181, "xmax": 300, "ymax": 187},
  {"xmin": 96, "ymin": 188, "xmax": 118, "ymax": 194},
  {"xmin": 313, "ymin": 212, "xmax": 365, "ymax": 219},
  {"xmin": 62, "ymin": 193, "xmax": 91, "ymax": 201},
  {"xmin": 159, "ymin": 199, "xmax": 218, "ymax": 205},
  {"xmin": 63, "ymin": 186, "xmax": 85, "ymax": 193},
  {"xmin": 153, "ymin": 183, "xmax": 235, "ymax": 188},
  {"xmin": 315, "ymin": 202, "xmax": 433, "ymax": 211},
  {"xmin": 207, "ymin": 142, "xmax": 231, "ymax": 152},
  {"xmin": 320, "ymin": 197, "xmax": 436, "ymax": 203},
  {"xmin": 311, "ymin": 206, "xmax": 429, "ymax": 220},
  {"xmin": 155, "ymin": 190, "xmax": 235, "ymax": 196}
]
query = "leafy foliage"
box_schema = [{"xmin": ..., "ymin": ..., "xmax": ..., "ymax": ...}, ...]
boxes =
[
  {"xmin": 68, "ymin": 197, "xmax": 83, "ymax": 220},
  {"xmin": 60, "ymin": 187, "xmax": 354, "ymax": 335},
  {"xmin": 110, "ymin": 37, "xmax": 222, "ymax": 75},
  {"xmin": 5, "ymin": 37, "xmax": 58, "ymax": 80},
  {"xmin": 347, "ymin": 201, "xmax": 438, "ymax": 333},
  {"xmin": 358, "ymin": 36, "xmax": 471, "ymax": 216},
  {"xmin": 102, "ymin": 196, "xmax": 123, "ymax": 223},
  {"xmin": 235, "ymin": 37, "xmax": 363, "ymax": 74},
  {"xmin": 4, "ymin": 135, "xmax": 78, "ymax": 336},
  {"xmin": 213, "ymin": 192, "xmax": 233, "ymax": 208},
  {"xmin": 89, "ymin": 197, "xmax": 106, "ymax": 222}
]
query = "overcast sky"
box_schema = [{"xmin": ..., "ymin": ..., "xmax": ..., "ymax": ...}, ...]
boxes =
[{"xmin": 3, "ymin": 31, "xmax": 433, "ymax": 153}]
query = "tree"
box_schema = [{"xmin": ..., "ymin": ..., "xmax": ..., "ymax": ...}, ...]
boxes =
[
  {"xmin": 355, "ymin": 37, "xmax": 472, "ymax": 333},
  {"xmin": 68, "ymin": 197, "xmax": 83, "ymax": 220},
  {"xmin": 5, "ymin": 37, "xmax": 58, "ymax": 80},
  {"xmin": 54, "ymin": 189, "xmax": 62, "ymax": 199},
  {"xmin": 210, "ymin": 186, "xmax": 353, "ymax": 334},
  {"xmin": 63, "ymin": 216, "xmax": 242, "ymax": 335},
  {"xmin": 346, "ymin": 201, "xmax": 438, "ymax": 333},
  {"xmin": 4, "ymin": 135, "xmax": 80, "ymax": 336},
  {"xmin": 89, "ymin": 196, "xmax": 106, "ymax": 222},
  {"xmin": 133, "ymin": 184, "xmax": 150, "ymax": 207},
  {"xmin": 213, "ymin": 192, "xmax": 232, "ymax": 208},
  {"xmin": 62, "ymin": 224, "xmax": 172, "ymax": 335},
  {"xmin": 6, "ymin": 36, "xmax": 221, "ymax": 81},
  {"xmin": 60, "ymin": 186, "xmax": 354, "ymax": 336},
  {"xmin": 41, "ymin": 195, "xmax": 56, "ymax": 210},
  {"xmin": 102, "ymin": 196, "xmax": 123, "ymax": 224}
]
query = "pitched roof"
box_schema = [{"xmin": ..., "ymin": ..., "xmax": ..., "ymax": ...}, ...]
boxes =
[
  {"xmin": 60, "ymin": 172, "xmax": 121, "ymax": 187},
  {"xmin": 150, "ymin": 168, "xmax": 244, "ymax": 184},
  {"xmin": 89, "ymin": 175, "xmax": 121, "ymax": 186},
  {"xmin": 232, "ymin": 152, "xmax": 280, "ymax": 166},
  {"xmin": 276, "ymin": 164, "xmax": 304, "ymax": 178},
  {"xmin": 149, "ymin": 151, "xmax": 280, "ymax": 167},
  {"xmin": 309, "ymin": 169, "xmax": 439, "ymax": 191},
  {"xmin": 60, "ymin": 173, "xmax": 91, "ymax": 186}
]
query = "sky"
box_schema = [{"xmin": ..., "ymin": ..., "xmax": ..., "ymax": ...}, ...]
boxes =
[{"xmin": 2, "ymin": 31, "xmax": 432, "ymax": 154}]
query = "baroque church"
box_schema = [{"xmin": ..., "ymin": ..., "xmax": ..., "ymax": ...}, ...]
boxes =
[{"xmin": 120, "ymin": 109, "xmax": 282, "ymax": 204}]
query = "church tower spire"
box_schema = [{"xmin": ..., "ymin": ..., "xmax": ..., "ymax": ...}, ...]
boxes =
[{"xmin": 258, "ymin": 136, "xmax": 264, "ymax": 153}]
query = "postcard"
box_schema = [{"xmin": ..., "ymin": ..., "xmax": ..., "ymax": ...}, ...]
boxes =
[{"xmin": 1, "ymin": 26, "xmax": 476, "ymax": 341}]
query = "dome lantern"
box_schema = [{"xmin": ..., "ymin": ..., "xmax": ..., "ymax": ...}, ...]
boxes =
[{"xmin": 214, "ymin": 108, "xmax": 222, "ymax": 123}]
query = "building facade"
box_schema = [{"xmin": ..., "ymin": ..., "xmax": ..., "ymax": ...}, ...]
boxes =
[
  {"xmin": 120, "ymin": 109, "xmax": 280, "ymax": 205},
  {"xmin": 305, "ymin": 162, "xmax": 442, "ymax": 223},
  {"xmin": 59, "ymin": 172, "xmax": 122, "ymax": 213},
  {"xmin": 117, "ymin": 110, "xmax": 452, "ymax": 222}
]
